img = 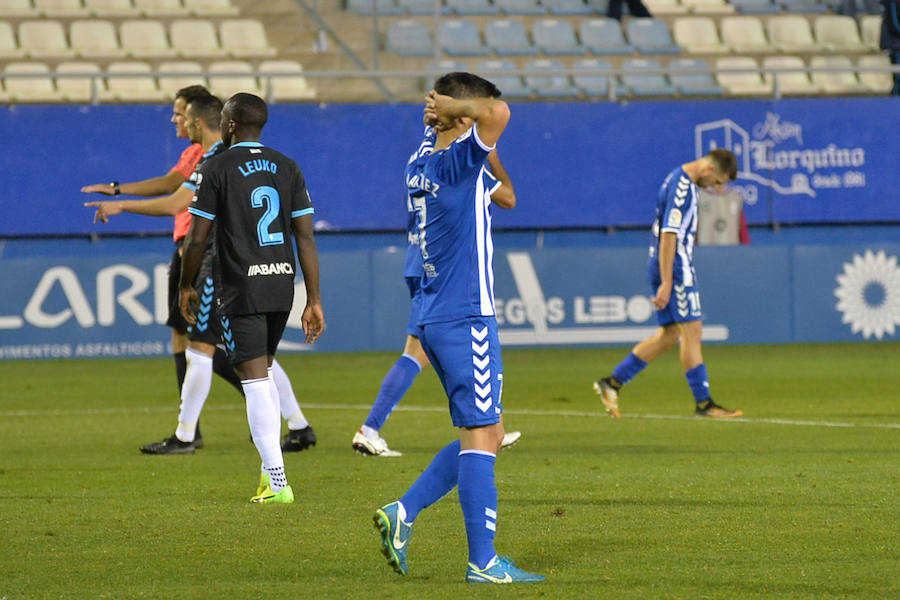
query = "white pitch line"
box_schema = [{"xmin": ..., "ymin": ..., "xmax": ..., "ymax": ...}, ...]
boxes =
[{"xmin": 1, "ymin": 403, "xmax": 898, "ymax": 430}]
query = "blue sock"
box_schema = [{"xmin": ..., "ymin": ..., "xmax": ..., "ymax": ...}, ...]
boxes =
[
  {"xmin": 458, "ymin": 450, "xmax": 498, "ymax": 570},
  {"xmin": 364, "ymin": 354, "xmax": 421, "ymax": 431},
  {"xmin": 399, "ymin": 440, "xmax": 460, "ymax": 523},
  {"xmin": 612, "ymin": 352, "xmax": 648, "ymax": 386},
  {"xmin": 685, "ymin": 363, "xmax": 710, "ymax": 403}
]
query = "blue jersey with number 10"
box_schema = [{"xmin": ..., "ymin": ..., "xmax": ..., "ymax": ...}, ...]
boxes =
[{"xmin": 408, "ymin": 126, "xmax": 496, "ymax": 325}]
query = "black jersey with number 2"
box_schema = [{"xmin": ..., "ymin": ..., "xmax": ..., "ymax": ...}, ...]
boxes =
[{"xmin": 188, "ymin": 141, "xmax": 314, "ymax": 316}]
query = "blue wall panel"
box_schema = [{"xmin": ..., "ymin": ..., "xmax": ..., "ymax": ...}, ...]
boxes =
[{"xmin": 2, "ymin": 98, "xmax": 897, "ymax": 236}]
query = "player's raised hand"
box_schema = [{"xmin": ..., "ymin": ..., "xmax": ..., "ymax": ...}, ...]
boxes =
[
  {"xmin": 424, "ymin": 90, "xmax": 455, "ymax": 132},
  {"xmin": 84, "ymin": 201, "xmax": 123, "ymax": 224},
  {"xmin": 179, "ymin": 285, "xmax": 199, "ymax": 325},
  {"xmin": 81, "ymin": 183, "xmax": 116, "ymax": 195},
  {"xmin": 301, "ymin": 302, "xmax": 325, "ymax": 344}
]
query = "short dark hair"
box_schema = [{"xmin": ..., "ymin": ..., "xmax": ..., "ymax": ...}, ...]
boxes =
[
  {"xmin": 174, "ymin": 84, "xmax": 210, "ymax": 105},
  {"xmin": 433, "ymin": 72, "xmax": 502, "ymax": 100},
  {"xmin": 226, "ymin": 92, "xmax": 268, "ymax": 130},
  {"xmin": 186, "ymin": 94, "xmax": 223, "ymax": 130},
  {"xmin": 706, "ymin": 148, "xmax": 738, "ymax": 181}
]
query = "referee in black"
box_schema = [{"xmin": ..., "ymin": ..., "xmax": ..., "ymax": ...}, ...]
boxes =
[{"xmin": 179, "ymin": 93, "xmax": 325, "ymax": 504}]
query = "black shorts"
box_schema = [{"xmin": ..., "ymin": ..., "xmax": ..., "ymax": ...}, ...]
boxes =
[
  {"xmin": 186, "ymin": 254, "xmax": 222, "ymax": 346},
  {"xmin": 219, "ymin": 311, "xmax": 290, "ymax": 365},
  {"xmin": 166, "ymin": 241, "xmax": 189, "ymax": 333}
]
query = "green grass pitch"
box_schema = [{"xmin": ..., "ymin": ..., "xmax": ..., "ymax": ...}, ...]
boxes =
[{"xmin": 1, "ymin": 343, "xmax": 898, "ymax": 599}]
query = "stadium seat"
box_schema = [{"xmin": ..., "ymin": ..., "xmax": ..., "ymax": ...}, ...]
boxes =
[
  {"xmin": 157, "ymin": 60, "xmax": 205, "ymax": 97},
  {"xmin": 810, "ymin": 55, "xmax": 866, "ymax": 94},
  {"xmin": 779, "ymin": 0, "xmax": 827, "ymax": 13},
  {"xmin": 680, "ymin": 0, "xmax": 735, "ymax": 11},
  {"xmin": 56, "ymin": 60, "xmax": 107, "ymax": 102},
  {"xmin": 579, "ymin": 18, "xmax": 634, "ymax": 54},
  {"xmin": 386, "ymin": 20, "xmax": 433, "ymax": 55},
  {"xmin": 485, "ymin": 20, "xmax": 537, "ymax": 55},
  {"xmin": 729, "ymin": 0, "xmax": 778, "ymax": 13},
  {"xmin": 572, "ymin": 57, "xmax": 615, "ymax": 96},
  {"xmin": 428, "ymin": 58, "xmax": 469, "ymax": 75},
  {"xmin": 543, "ymin": 0, "xmax": 594, "ymax": 15},
  {"xmin": 715, "ymin": 56, "xmax": 773, "ymax": 95},
  {"xmin": 495, "ymin": 0, "xmax": 545, "ymax": 14},
  {"xmin": 0, "ymin": 0, "xmax": 40, "ymax": 16},
  {"xmin": 587, "ymin": 0, "xmax": 610, "ymax": 12},
  {"xmin": 532, "ymin": 19, "xmax": 585, "ymax": 54},
  {"xmin": 70, "ymin": 20, "xmax": 126, "ymax": 59},
  {"xmin": 347, "ymin": 0, "xmax": 400, "ymax": 15},
  {"xmin": 860, "ymin": 15, "xmax": 882, "ymax": 52},
  {"xmin": 18, "ymin": 20, "xmax": 76, "ymax": 58},
  {"xmin": 762, "ymin": 55, "xmax": 822, "ymax": 95},
  {"xmin": 85, "ymin": 0, "xmax": 141, "ymax": 16},
  {"xmin": 397, "ymin": 0, "xmax": 449, "ymax": 14},
  {"xmin": 4, "ymin": 61, "xmax": 60, "ymax": 102},
  {"xmin": 720, "ymin": 16, "xmax": 773, "ymax": 53},
  {"xmin": 523, "ymin": 58, "xmax": 580, "ymax": 97},
  {"xmin": 208, "ymin": 60, "xmax": 264, "ymax": 98},
  {"xmin": 625, "ymin": 18, "xmax": 680, "ymax": 54},
  {"xmin": 857, "ymin": 54, "xmax": 893, "ymax": 93},
  {"xmin": 170, "ymin": 19, "xmax": 223, "ymax": 57},
  {"xmin": 439, "ymin": 19, "xmax": 490, "ymax": 56},
  {"xmin": 0, "ymin": 21, "xmax": 26, "ymax": 59},
  {"xmin": 120, "ymin": 20, "xmax": 177, "ymax": 58},
  {"xmin": 672, "ymin": 17, "xmax": 729, "ymax": 54},
  {"xmin": 620, "ymin": 58, "xmax": 676, "ymax": 96},
  {"xmin": 133, "ymin": 0, "xmax": 189, "ymax": 16},
  {"xmin": 767, "ymin": 15, "xmax": 829, "ymax": 53},
  {"xmin": 259, "ymin": 60, "xmax": 316, "ymax": 101},
  {"xmin": 106, "ymin": 61, "xmax": 165, "ymax": 101},
  {"xmin": 814, "ymin": 15, "xmax": 867, "ymax": 53},
  {"xmin": 184, "ymin": 0, "xmax": 239, "ymax": 15},
  {"xmin": 643, "ymin": 0, "xmax": 689, "ymax": 14},
  {"xmin": 446, "ymin": 0, "xmax": 498, "ymax": 14},
  {"xmin": 668, "ymin": 57, "xmax": 725, "ymax": 95},
  {"xmin": 475, "ymin": 58, "xmax": 532, "ymax": 97},
  {"xmin": 220, "ymin": 19, "xmax": 277, "ymax": 58},
  {"xmin": 34, "ymin": 0, "xmax": 89, "ymax": 17}
]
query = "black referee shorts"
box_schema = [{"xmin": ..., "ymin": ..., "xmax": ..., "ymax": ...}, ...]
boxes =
[
  {"xmin": 218, "ymin": 312, "xmax": 290, "ymax": 366},
  {"xmin": 166, "ymin": 241, "xmax": 189, "ymax": 333}
]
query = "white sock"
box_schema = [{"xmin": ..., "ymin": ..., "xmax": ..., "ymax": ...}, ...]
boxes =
[
  {"xmin": 361, "ymin": 425, "xmax": 380, "ymax": 440},
  {"xmin": 175, "ymin": 348, "xmax": 212, "ymax": 442},
  {"xmin": 271, "ymin": 359, "xmax": 309, "ymax": 429},
  {"xmin": 243, "ymin": 377, "xmax": 285, "ymax": 477},
  {"xmin": 265, "ymin": 465, "xmax": 287, "ymax": 493}
]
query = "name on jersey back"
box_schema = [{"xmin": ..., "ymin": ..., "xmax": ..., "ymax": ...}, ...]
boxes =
[{"xmin": 238, "ymin": 159, "xmax": 278, "ymax": 177}]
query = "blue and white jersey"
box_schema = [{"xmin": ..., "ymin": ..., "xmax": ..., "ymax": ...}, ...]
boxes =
[
  {"xmin": 648, "ymin": 166, "xmax": 698, "ymax": 286},
  {"xmin": 404, "ymin": 126, "xmax": 436, "ymax": 278},
  {"xmin": 409, "ymin": 125, "xmax": 496, "ymax": 325}
]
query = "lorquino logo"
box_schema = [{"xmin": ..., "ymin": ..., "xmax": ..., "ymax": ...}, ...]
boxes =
[{"xmin": 834, "ymin": 250, "xmax": 900, "ymax": 340}]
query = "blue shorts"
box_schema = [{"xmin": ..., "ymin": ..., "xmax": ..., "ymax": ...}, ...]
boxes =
[
  {"xmin": 654, "ymin": 282, "xmax": 703, "ymax": 326},
  {"xmin": 405, "ymin": 276, "xmax": 424, "ymax": 338},
  {"xmin": 419, "ymin": 316, "xmax": 504, "ymax": 428}
]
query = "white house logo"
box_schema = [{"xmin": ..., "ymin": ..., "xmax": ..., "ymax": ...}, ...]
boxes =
[
  {"xmin": 834, "ymin": 250, "xmax": 900, "ymax": 340},
  {"xmin": 694, "ymin": 112, "xmax": 867, "ymax": 203}
]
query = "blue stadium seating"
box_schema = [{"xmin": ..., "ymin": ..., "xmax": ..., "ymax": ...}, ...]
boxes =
[
  {"xmin": 668, "ymin": 58, "xmax": 726, "ymax": 95},
  {"xmin": 543, "ymin": 0, "xmax": 594, "ymax": 14},
  {"xmin": 524, "ymin": 58, "xmax": 580, "ymax": 97},
  {"xmin": 446, "ymin": 0, "xmax": 500, "ymax": 14},
  {"xmin": 620, "ymin": 58, "xmax": 677, "ymax": 96},
  {"xmin": 397, "ymin": 0, "xmax": 450, "ymax": 14},
  {"xmin": 495, "ymin": 0, "xmax": 546, "ymax": 14},
  {"xmin": 532, "ymin": 19, "xmax": 586, "ymax": 54},
  {"xmin": 730, "ymin": 0, "xmax": 780, "ymax": 13},
  {"xmin": 572, "ymin": 57, "xmax": 616, "ymax": 96},
  {"xmin": 625, "ymin": 18, "xmax": 681, "ymax": 54},
  {"xmin": 439, "ymin": 19, "xmax": 490, "ymax": 55},
  {"xmin": 476, "ymin": 58, "xmax": 533, "ymax": 97},
  {"xmin": 347, "ymin": 0, "xmax": 402, "ymax": 15},
  {"xmin": 485, "ymin": 20, "xmax": 539, "ymax": 55},
  {"xmin": 386, "ymin": 20, "xmax": 433, "ymax": 55},
  {"xmin": 579, "ymin": 18, "xmax": 635, "ymax": 54}
]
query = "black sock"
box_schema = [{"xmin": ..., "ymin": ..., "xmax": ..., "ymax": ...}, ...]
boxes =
[
  {"xmin": 213, "ymin": 347, "xmax": 245, "ymax": 396},
  {"xmin": 174, "ymin": 351, "xmax": 187, "ymax": 396}
]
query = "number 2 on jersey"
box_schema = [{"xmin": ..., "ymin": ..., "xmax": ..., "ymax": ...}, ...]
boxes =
[{"xmin": 251, "ymin": 186, "xmax": 284, "ymax": 247}]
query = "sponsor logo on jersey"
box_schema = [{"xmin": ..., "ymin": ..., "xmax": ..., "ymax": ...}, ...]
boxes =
[{"xmin": 247, "ymin": 262, "xmax": 295, "ymax": 277}]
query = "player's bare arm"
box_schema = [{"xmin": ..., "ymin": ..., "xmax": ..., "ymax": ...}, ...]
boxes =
[
  {"xmin": 486, "ymin": 150, "xmax": 516, "ymax": 209},
  {"xmin": 85, "ymin": 186, "xmax": 195, "ymax": 224},
  {"xmin": 178, "ymin": 215, "xmax": 212, "ymax": 324},
  {"xmin": 81, "ymin": 170, "xmax": 186, "ymax": 198},
  {"xmin": 653, "ymin": 232, "xmax": 677, "ymax": 310},
  {"xmin": 291, "ymin": 214, "xmax": 325, "ymax": 344},
  {"xmin": 425, "ymin": 91, "xmax": 510, "ymax": 147}
]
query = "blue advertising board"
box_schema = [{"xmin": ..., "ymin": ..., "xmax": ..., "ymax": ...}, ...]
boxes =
[
  {"xmin": 2, "ymin": 243, "xmax": 897, "ymax": 360},
  {"xmin": 1, "ymin": 98, "xmax": 897, "ymax": 236}
]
